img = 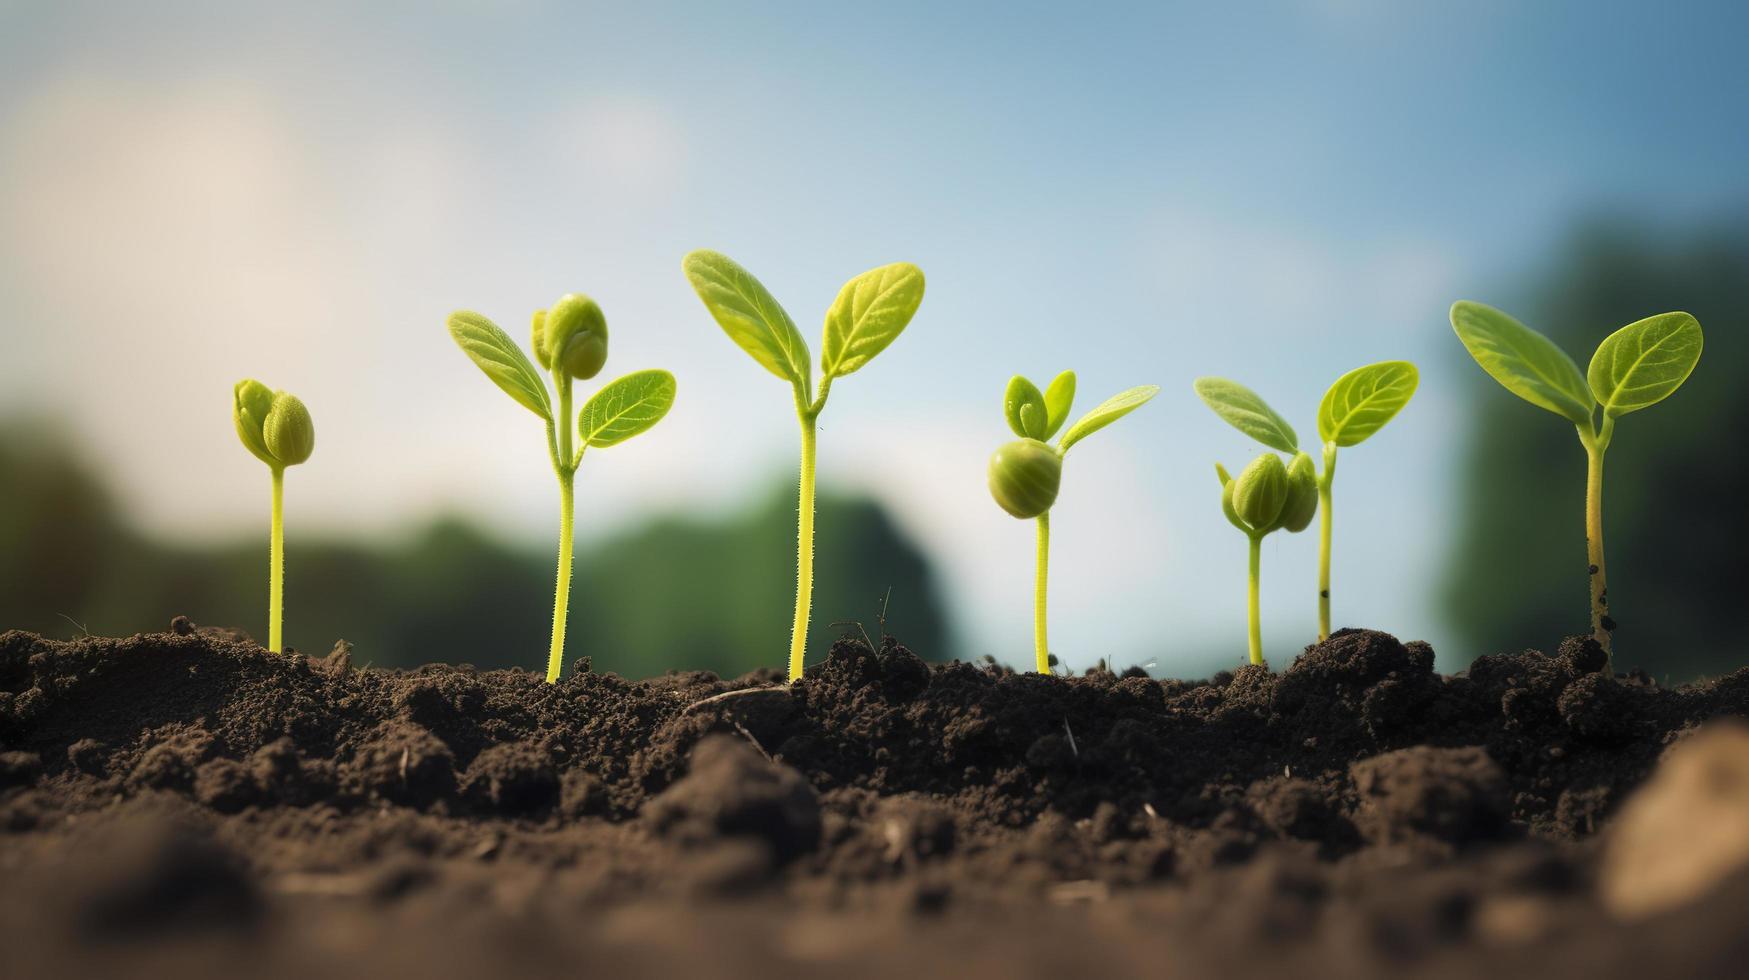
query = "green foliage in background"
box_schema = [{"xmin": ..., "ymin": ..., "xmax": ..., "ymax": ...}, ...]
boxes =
[
  {"xmin": 0, "ymin": 420, "xmax": 946, "ymax": 678},
  {"xmin": 1445, "ymin": 217, "xmax": 1747, "ymax": 679}
]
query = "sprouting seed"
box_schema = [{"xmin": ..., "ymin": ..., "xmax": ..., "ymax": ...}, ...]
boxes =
[
  {"xmin": 987, "ymin": 371, "xmax": 1158, "ymax": 673},
  {"xmin": 232, "ymin": 379, "xmax": 315, "ymax": 653},
  {"xmin": 1195, "ymin": 361, "xmax": 1418, "ymax": 642},
  {"xmin": 1214, "ymin": 450, "xmax": 1318, "ymax": 665}
]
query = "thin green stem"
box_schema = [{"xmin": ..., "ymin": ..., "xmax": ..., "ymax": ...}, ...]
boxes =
[
  {"xmin": 546, "ymin": 377, "xmax": 575, "ymax": 684},
  {"xmin": 1580, "ymin": 420, "xmax": 1613, "ymax": 662},
  {"xmin": 1317, "ymin": 443, "xmax": 1337, "ymax": 642},
  {"xmin": 1246, "ymin": 532, "xmax": 1263, "ymax": 666},
  {"xmin": 1034, "ymin": 510, "xmax": 1051, "ymax": 674},
  {"xmin": 268, "ymin": 466, "xmax": 285, "ymax": 653},
  {"xmin": 789, "ymin": 409, "xmax": 818, "ymax": 681},
  {"xmin": 547, "ymin": 473, "xmax": 575, "ymax": 683}
]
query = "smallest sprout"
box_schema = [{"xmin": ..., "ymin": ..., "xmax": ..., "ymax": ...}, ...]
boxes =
[
  {"xmin": 1218, "ymin": 450, "xmax": 1316, "ymax": 666},
  {"xmin": 232, "ymin": 379, "xmax": 315, "ymax": 654}
]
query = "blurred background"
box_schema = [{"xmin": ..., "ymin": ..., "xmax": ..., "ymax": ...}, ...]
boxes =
[{"xmin": 1, "ymin": 1, "xmax": 1745, "ymax": 681}]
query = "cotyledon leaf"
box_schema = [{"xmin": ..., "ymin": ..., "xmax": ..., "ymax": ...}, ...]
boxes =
[
  {"xmin": 233, "ymin": 379, "xmax": 278, "ymax": 466},
  {"xmin": 447, "ymin": 311, "xmax": 552, "ymax": 420},
  {"xmin": 1042, "ymin": 370, "xmax": 1076, "ymax": 439},
  {"xmin": 1059, "ymin": 385, "xmax": 1160, "ymax": 453},
  {"xmin": 682, "ymin": 250, "xmax": 811, "ymax": 388},
  {"xmin": 1004, "ymin": 375, "xmax": 1047, "ymax": 439},
  {"xmin": 1317, "ymin": 361, "xmax": 1419, "ymax": 447},
  {"xmin": 1193, "ymin": 377, "xmax": 1298, "ymax": 453},
  {"xmin": 579, "ymin": 369, "xmax": 677, "ymax": 448},
  {"xmin": 821, "ymin": 262, "xmax": 925, "ymax": 378},
  {"xmin": 1450, "ymin": 301, "xmax": 1593, "ymax": 425},
  {"xmin": 1587, "ymin": 312, "xmax": 1703, "ymax": 418}
]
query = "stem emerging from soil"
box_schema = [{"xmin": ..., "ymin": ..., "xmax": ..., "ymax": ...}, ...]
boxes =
[
  {"xmin": 268, "ymin": 466, "xmax": 285, "ymax": 653},
  {"xmin": 1581, "ymin": 419, "xmax": 1613, "ymax": 663},
  {"xmin": 1247, "ymin": 532, "xmax": 1263, "ymax": 666},
  {"xmin": 1317, "ymin": 442, "xmax": 1337, "ymax": 643},
  {"xmin": 1034, "ymin": 511, "xmax": 1051, "ymax": 673},
  {"xmin": 546, "ymin": 378, "xmax": 576, "ymax": 684},
  {"xmin": 790, "ymin": 409, "xmax": 818, "ymax": 682}
]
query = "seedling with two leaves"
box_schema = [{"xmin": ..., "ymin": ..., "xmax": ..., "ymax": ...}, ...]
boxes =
[
  {"xmin": 448, "ymin": 294, "xmax": 676, "ymax": 682},
  {"xmin": 988, "ymin": 371, "xmax": 1159, "ymax": 673},
  {"xmin": 682, "ymin": 250, "xmax": 926, "ymax": 682},
  {"xmin": 1451, "ymin": 302, "xmax": 1702, "ymax": 662},
  {"xmin": 1196, "ymin": 362, "xmax": 1418, "ymax": 661}
]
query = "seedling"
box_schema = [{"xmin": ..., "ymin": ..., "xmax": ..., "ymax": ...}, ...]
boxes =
[
  {"xmin": 987, "ymin": 371, "xmax": 1159, "ymax": 673},
  {"xmin": 1196, "ymin": 363, "xmax": 1418, "ymax": 641},
  {"xmin": 682, "ymin": 250, "xmax": 925, "ymax": 682},
  {"xmin": 1214, "ymin": 451, "xmax": 1318, "ymax": 665},
  {"xmin": 1451, "ymin": 301, "xmax": 1702, "ymax": 660},
  {"xmin": 448, "ymin": 295, "xmax": 676, "ymax": 683},
  {"xmin": 232, "ymin": 379, "xmax": 315, "ymax": 653}
]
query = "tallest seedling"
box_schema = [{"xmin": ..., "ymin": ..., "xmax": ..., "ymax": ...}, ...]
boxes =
[
  {"xmin": 448, "ymin": 294, "xmax": 677, "ymax": 682},
  {"xmin": 1451, "ymin": 302, "xmax": 1703, "ymax": 661},
  {"xmin": 683, "ymin": 250, "xmax": 926, "ymax": 682}
]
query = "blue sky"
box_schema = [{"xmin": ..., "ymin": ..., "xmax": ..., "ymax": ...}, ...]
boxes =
[{"xmin": 2, "ymin": 0, "xmax": 1745, "ymax": 673}]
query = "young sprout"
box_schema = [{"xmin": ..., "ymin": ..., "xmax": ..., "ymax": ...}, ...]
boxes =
[
  {"xmin": 1196, "ymin": 364, "xmax": 1418, "ymax": 641},
  {"xmin": 1451, "ymin": 302, "xmax": 1702, "ymax": 661},
  {"xmin": 987, "ymin": 372, "xmax": 1158, "ymax": 673},
  {"xmin": 448, "ymin": 295, "xmax": 676, "ymax": 683},
  {"xmin": 682, "ymin": 250, "xmax": 926, "ymax": 682},
  {"xmin": 1215, "ymin": 451, "xmax": 1318, "ymax": 665},
  {"xmin": 232, "ymin": 380, "xmax": 315, "ymax": 653}
]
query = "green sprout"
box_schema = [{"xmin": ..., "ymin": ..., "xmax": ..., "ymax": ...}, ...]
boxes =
[
  {"xmin": 1451, "ymin": 301, "xmax": 1702, "ymax": 661},
  {"xmin": 1214, "ymin": 451, "xmax": 1318, "ymax": 665},
  {"xmin": 447, "ymin": 295, "xmax": 676, "ymax": 683},
  {"xmin": 232, "ymin": 379, "xmax": 315, "ymax": 653},
  {"xmin": 987, "ymin": 372, "xmax": 1158, "ymax": 673},
  {"xmin": 1195, "ymin": 362, "xmax": 1418, "ymax": 641},
  {"xmin": 682, "ymin": 250, "xmax": 925, "ymax": 682}
]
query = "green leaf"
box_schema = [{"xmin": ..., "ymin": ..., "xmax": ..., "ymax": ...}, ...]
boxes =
[
  {"xmin": 821, "ymin": 262, "xmax": 925, "ymax": 378},
  {"xmin": 579, "ymin": 369, "xmax": 677, "ymax": 448},
  {"xmin": 233, "ymin": 379, "xmax": 277, "ymax": 466},
  {"xmin": 1317, "ymin": 361, "xmax": 1419, "ymax": 447},
  {"xmin": 1004, "ymin": 375, "xmax": 1047, "ymax": 439},
  {"xmin": 1450, "ymin": 301, "xmax": 1593, "ymax": 425},
  {"xmin": 1042, "ymin": 370, "xmax": 1076, "ymax": 439},
  {"xmin": 1587, "ymin": 312, "xmax": 1703, "ymax": 418},
  {"xmin": 682, "ymin": 250, "xmax": 810, "ymax": 388},
  {"xmin": 1193, "ymin": 377, "xmax": 1298, "ymax": 452},
  {"xmin": 447, "ymin": 311, "xmax": 552, "ymax": 420},
  {"xmin": 1059, "ymin": 385, "xmax": 1159, "ymax": 453}
]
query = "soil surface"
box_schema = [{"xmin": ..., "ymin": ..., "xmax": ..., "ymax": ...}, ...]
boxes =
[{"xmin": 3, "ymin": 620, "xmax": 1748, "ymax": 979}]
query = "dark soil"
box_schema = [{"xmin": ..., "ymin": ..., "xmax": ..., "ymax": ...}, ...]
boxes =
[{"xmin": 3, "ymin": 621, "xmax": 1748, "ymax": 979}]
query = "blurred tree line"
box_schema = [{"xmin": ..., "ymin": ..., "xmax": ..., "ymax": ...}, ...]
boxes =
[
  {"xmin": 1444, "ymin": 215, "xmax": 1749, "ymax": 680},
  {"xmin": 0, "ymin": 420, "xmax": 948, "ymax": 677}
]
